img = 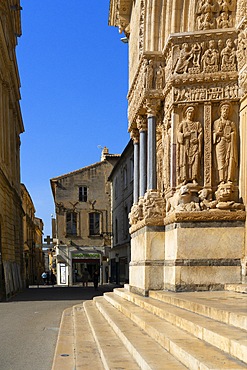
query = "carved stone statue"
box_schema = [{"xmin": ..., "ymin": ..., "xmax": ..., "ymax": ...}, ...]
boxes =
[
  {"xmin": 177, "ymin": 106, "xmax": 203, "ymax": 185},
  {"xmin": 201, "ymin": 40, "xmax": 219, "ymax": 72},
  {"xmin": 221, "ymin": 39, "xmax": 236, "ymax": 71},
  {"xmin": 198, "ymin": 12, "xmax": 216, "ymax": 30},
  {"xmin": 213, "ymin": 102, "xmax": 237, "ymax": 184},
  {"xmin": 143, "ymin": 190, "xmax": 165, "ymax": 221},
  {"xmin": 155, "ymin": 65, "xmax": 164, "ymax": 89},
  {"xmin": 145, "ymin": 60, "xmax": 154, "ymax": 89},
  {"xmin": 174, "ymin": 43, "xmax": 193, "ymax": 74},
  {"xmin": 216, "ymin": 11, "xmax": 233, "ymax": 28}
]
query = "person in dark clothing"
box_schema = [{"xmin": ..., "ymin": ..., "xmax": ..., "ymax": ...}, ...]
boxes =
[{"xmin": 93, "ymin": 270, "xmax": 99, "ymax": 290}]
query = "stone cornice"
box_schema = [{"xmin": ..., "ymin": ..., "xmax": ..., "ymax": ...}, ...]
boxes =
[
  {"xmin": 109, "ymin": 0, "xmax": 133, "ymax": 36},
  {"xmin": 164, "ymin": 210, "xmax": 246, "ymax": 225}
]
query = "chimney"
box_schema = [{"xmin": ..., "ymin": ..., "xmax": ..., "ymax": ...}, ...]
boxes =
[{"xmin": 101, "ymin": 147, "xmax": 109, "ymax": 161}]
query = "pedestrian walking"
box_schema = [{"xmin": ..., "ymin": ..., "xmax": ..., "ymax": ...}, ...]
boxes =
[
  {"xmin": 41, "ymin": 271, "xmax": 47, "ymax": 285},
  {"xmin": 93, "ymin": 270, "xmax": 99, "ymax": 290},
  {"xmin": 82, "ymin": 268, "xmax": 89, "ymax": 287}
]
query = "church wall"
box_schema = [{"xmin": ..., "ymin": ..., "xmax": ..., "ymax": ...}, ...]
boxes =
[{"xmin": 110, "ymin": 0, "xmax": 247, "ymax": 293}]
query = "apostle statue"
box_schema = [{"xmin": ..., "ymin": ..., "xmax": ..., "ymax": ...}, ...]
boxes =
[
  {"xmin": 177, "ymin": 106, "xmax": 203, "ymax": 185},
  {"xmin": 213, "ymin": 101, "xmax": 237, "ymax": 184}
]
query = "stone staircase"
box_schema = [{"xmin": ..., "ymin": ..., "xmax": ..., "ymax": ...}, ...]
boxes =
[{"xmin": 52, "ymin": 285, "xmax": 247, "ymax": 370}]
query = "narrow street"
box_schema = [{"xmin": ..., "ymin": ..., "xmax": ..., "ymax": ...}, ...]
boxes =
[{"xmin": 0, "ymin": 285, "xmax": 114, "ymax": 370}]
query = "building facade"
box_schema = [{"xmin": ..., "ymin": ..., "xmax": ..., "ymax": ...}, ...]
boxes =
[
  {"xmin": 108, "ymin": 140, "xmax": 133, "ymax": 284},
  {"xmin": 109, "ymin": 0, "xmax": 247, "ymax": 295},
  {"xmin": 0, "ymin": 1, "xmax": 24, "ymax": 299},
  {"xmin": 50, "ymin": 148, "xmax": 119, "ymax": 286},
  {"xmin": 21, "ymin": 184, "xmax": 44, "ymax": 286}
]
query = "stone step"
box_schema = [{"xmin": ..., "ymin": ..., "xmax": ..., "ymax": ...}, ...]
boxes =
[
  {"xmin": 73, "ymin": 304, "xmax": 104, "ymax": 370},
  {"xmin": 83, "ymin": 300, "xmax": 142, "ymax": 369},
  {"xmin": 112, "ymin": 288, "xmax": 247, "ymax": 363},
  {"xmin": 148, "ymin": 290, "xmax": 247, "ymax": 331},
  {"xmin": 52, "ymin": 307, "xmax": 75, "ymax": 370},
  {"xmin": 101, "ymin": 291, "xmax": 247, "ymax": 369},
  {"xmin": 91, "ymin": 296, "xmax": 188, "ymax": 370}
]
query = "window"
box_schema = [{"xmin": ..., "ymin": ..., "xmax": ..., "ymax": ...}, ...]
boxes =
[
  {"xmin": 66, "ymin": 212, "xmax": 77, "ymax": 235},
  {"xmin": 130, "ymin": 157, "xmax": 134, "ymax": 181},
  {"xmin": 79, "ymin": 186, "xmax": 87, "ymax": 202},
  {"xmin": 89, "ymin": 212, "xmax": 100, "ymax": 236},
  {"xmin": 123, "ymin": 165, "xmax": 127, "ymax": 188},
  {"xmin": 115, "ymin": 178, "xmax": 118, "ymax": 199},
  {"xmin": 115, "ymin": 218, "xmax": 118, "ymax": 244}
]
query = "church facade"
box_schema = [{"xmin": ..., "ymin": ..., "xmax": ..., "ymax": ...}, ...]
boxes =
[{"xmin": 109, "ymin": 0, "xmax": 247, "ymax": 294}]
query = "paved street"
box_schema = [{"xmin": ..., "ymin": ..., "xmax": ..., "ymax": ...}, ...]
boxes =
[{"xmin": 0, "ymin": 284, "xmax": 115, "ymax": 370}]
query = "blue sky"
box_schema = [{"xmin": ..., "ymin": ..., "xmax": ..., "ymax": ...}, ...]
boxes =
[{"xmin": 17, "ymin": 1, "xmax": 129, "ymax": 237}]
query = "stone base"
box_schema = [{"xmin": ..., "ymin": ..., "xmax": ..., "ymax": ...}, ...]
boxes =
[
  {"xmin": 164, "ymin": 219, "xmax": 245, "ymax": 292},
  {"xmin": 129, "ymin": 213, "xmax": 245, "ymax": 294},
  {"xmin": 129, "ymin": 226, "xmax": 165, "ymax": 296}
]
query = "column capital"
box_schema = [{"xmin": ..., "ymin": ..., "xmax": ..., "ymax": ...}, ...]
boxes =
[
  {"xmin": 136, "ymin": 115, "xmax": 147, "ymax": 132},
  {"xmin": 130, "ymin": 128, "xmax": 139, "ymax": 143},
  {"xmin": 145, "ymin": 98, "xmax": 161, "ymax": 117}
]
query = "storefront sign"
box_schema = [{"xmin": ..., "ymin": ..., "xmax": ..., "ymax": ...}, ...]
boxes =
[{"xmin": 72, "ymin": 253, "xmax": 100, "ymax": 259}]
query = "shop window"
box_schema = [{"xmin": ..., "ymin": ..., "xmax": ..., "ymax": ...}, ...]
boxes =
[
  {"xmin": 89, "ymin": 212, "xmax": 100, "ymax": 236},
  {"xmin": 66, "ymin": 212, "xmax": 77, "ymax": 235}
]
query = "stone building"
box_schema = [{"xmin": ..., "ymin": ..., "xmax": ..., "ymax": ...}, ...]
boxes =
[
  {"xmin": 0, "ymin": 1, "xmax": 24, "ymax": 299},
  {"xmin": 108, "ymin": 140, "xmax": 133, "ymax": 284},
  {"xmin": 21, "ymin": 184, "xmax": 44, "ymax": 286},
  {"xmin": 50, "ymin": 148, "xmax": 119, "ymax": 286},
  {"xmin": 109, "ymin": 0, "xmax": 247, "ymax": 295}
]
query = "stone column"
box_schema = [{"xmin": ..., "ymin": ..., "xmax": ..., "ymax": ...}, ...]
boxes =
[
  {"xmin": 130, "ymin": 128, "xmax": 140, "ymax": 204},
  {"xmin": 137, "ymin": 115, "xmax": 147, "ymax": 197},
  {"xmin": 146, "ymin": 99, "xmax": 160, "ymax": 191}
]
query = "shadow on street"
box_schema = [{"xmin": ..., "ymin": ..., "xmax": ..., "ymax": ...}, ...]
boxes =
[{"xmin": 1, "ymin": 284, "xmax": 121, "ymax": 303}]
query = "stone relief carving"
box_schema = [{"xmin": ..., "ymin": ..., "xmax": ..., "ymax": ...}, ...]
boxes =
[
  {"xmin": 55, "ymin": 202, "xmax": 66, "ymax": 214},
  {"xmin": 129, "ymin": 198, "xmax": 144, "ymax": 225},
  {"xmin": 155, "ymin": 64, "xmax": 165, "ymax": 90},
  {"xmin": 236, "ymin": 0, "xmax": 247, "ymax": 25},
  {"xmin": 173, "ymin": 43, "xmax": 193, "ymax": 74},
  {"xmin": 163, "ymin": 119, "xmax": 171, "ymax": 192},
  {"xmin": 213, "ymin": 101, "xmax": 237, "ymax": 185},
  {"xmin": 177, "ymin": 106, "xmax": 203, "ymax": 185},
  {"xmin": 221, "ymin": 38, "xmax": 237, "ymax": 71},
  {"xmin": 174, "ymin": 83, "xmax": 238, "ymax": 103},
  {"xmin": 156, "ymin": 123, "xmax": 164, "ymax": 193},
  {"xmin": 173, "ymin": 38, "xmax": 237, "ymax": 76},
  {"xmin": 166, "ymin": 184, "xmax": 201, "ymax": 214},
  {"xmin": 145, "ymin": 60, "xmax": 154, "ymax": 89},
  {"xmin": 139, "ymin": 0, "xmax": 145, "ymax": 55},
  {"xmin": 237, "ymin": 30, "xmax": 247, "ymax": 71},
  {"xmin": 239, "ymin": 70, "xmax": 247, "ymax": 95},
  {"xmin": 201, "ymin": 40, "xmax": 219, "ymax": 72},
  {"xmin": 143, "ymin": 190, "xmax": 165, "ymax": 221},
  {"xmin": 195, "ymin": 0, "xmax": 236, "ymax": 30}
]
